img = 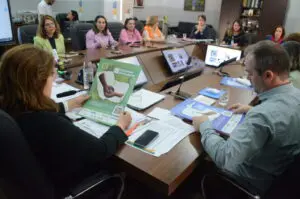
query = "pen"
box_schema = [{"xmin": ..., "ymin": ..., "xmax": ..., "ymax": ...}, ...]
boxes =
[
  {"xmin": 126, "ymin": 141, "xmax": 156, "ymax": 154},
  {"xmin": 126, "ymin": 123, "xmax": 139, "ymax": 136},
  {"xmin": 125, "ymin": 118, "xmax": 152, "ymax": 136}
]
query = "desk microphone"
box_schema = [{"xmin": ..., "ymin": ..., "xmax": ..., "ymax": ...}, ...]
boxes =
[
  {"xmin": 56, "ymin": 90, "xmax": 87, "ymax": 98},
  {"xmin": 216, "ymin": 57, "xmax": 238, "ymax": 77},
  {"xmin": 170, "ymin": 57, "xmax": 193, "ymax": 100}
]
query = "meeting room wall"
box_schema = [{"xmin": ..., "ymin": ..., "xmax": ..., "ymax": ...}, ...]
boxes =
[
  {"xmin": 53, "ymin": 0, "xmax": 105, "ymax": 21},
  {"xmin": 285, "ymin": 0, "xmax": 300, "ymax": 34},
  {"xmin": 9, "ymin": 0, "xmax": 39, "ymax": 16},
  {"xmin": 9, "ymin": 0, "xmax": 104, "ymax": 21},
  {"xmin": 133, "ymin": 0, "xmax": 222, "ymax": 32}
]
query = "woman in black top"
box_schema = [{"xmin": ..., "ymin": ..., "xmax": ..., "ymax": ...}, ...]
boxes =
[
  {"xmin": 222, "ymin": 20, "xmax": 246, "ymax": 47},
  {"xmin": 0, "ymin": 44, "xmax": 132, "ymax": 196},
  {"xmin": 189, "ymin": 15, "xmax": 216, "ymax": 40}
]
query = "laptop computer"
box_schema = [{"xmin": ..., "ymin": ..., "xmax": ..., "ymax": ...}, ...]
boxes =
[{"xmin": 205, "ymin": 45, "xmax": 242, "ymax": 68}]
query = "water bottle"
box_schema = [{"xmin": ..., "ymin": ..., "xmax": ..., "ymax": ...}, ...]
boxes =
[
  {"xmin": 231, "ymin": 36, "xmax": 234, "ymax": 46},
  {"xmin": 83, "ymin": 59, "xmax": 94, "ymax": 90}
]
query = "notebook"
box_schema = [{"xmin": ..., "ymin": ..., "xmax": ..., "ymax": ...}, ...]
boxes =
[{"xmin": 127, "ymin": 89, "xmax": 165, "ymax": 111}]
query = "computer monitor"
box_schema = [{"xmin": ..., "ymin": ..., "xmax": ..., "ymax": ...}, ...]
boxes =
[
  {"xmin": 116, "ymin": 56, "xmax": 148, "ymax": 87},
  {"xmin": 205, "ymin": 45, "xmax": 242, "ymax": 67},
  {"xmin": 0, "ymin": 0, "xmax": 14, "ymax": 45},
  {"xmin": 162, "ymin": 48, "xmax": 190, "ymax": 73}
]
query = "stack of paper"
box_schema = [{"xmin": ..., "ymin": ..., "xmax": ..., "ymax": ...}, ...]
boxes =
[
  {"xmin": 128, "ymin": 89, "xmax": 165, "ymax": 110},
  {"xmin": 126, "ymin": 107, "xmax": 194, "ymax": 157}
]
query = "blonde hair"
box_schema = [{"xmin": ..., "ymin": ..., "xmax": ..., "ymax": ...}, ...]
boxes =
[
  {"xmin": 0, "ymin": 44, "xmax": 58, "ymax": 116},
  {"xmin": 146, "ymin": 16, "xmax": 158, "ymax": 27}
]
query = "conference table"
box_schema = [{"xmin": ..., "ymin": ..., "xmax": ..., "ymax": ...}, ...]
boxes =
[{"xmin": 64, "ymin": 41, "xmax": 255, "ymax": 196}]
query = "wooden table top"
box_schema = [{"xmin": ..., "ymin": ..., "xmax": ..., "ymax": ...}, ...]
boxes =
[
  {"xmin": 112, "ymin": 65, "xmax": 255, "ymax": 195},
  {"xmin": 63, "ymin": 43, "xmax": 255, "ymax": 196},
  {"xmin": 63, "ymin": 40, "xmax": 195, "ymax": 69}
]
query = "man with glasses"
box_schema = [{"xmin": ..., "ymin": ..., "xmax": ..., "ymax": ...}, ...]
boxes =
[{"xmin": 193, "ymin": 41, "xmax": 300, "ymax": 196}]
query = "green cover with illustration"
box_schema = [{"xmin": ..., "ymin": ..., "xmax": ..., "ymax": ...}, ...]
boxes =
[{"xmin": 79, "ymin": 58, "xmax": 141, "ymax": 126}]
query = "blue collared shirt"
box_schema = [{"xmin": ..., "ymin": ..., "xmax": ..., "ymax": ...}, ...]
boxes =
[{"xmin": 199, "ymin": 83, "xmax": 300, "ymax": 192}]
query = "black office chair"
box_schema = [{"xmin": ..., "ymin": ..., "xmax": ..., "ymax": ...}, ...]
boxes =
[
  {"xmin": 70, "ymin": 23, "xmax": 93, "ymax": 50},
  {"xmin": 17, "ymin": 24, "xmax": 38, "ymax": 44},
  {"xmin": 56, "ymin": 13, "xmax": 69, "ymax": 38},
  {"xmin": 201, "ymin": 155, "xmax": 300, "ymax": 199},
  {"xmin": 0, "ymin": 109, "xmax": 125, "ymax": 199},
  {"xmin": 244, "ymin": 33, "xmax": 258, "ymax": 45},
  {"xmin": 169, "ymin": 22, "xmax": 197, "ymax": 37},
  {"xmin": 135, "ymin": 20, "xmax": 144, "ymax": 34},
  {"xmin": 107, "ymin": 22, "xmax": 124, "ymax": 41}
]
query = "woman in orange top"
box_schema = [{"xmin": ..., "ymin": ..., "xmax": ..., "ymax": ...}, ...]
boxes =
[{"xmin": 142, "ymin": 16, "xmax": 165, "ymax": 42}]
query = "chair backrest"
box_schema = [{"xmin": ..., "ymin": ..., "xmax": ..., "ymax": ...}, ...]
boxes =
[
  {"xmin": 0, "ymin": 110, "xmax": 55, "ymax": 199},
  {"xmin": 135, "ymin": 20, "xmax": 144, "ymax": 34},
  {"xmin": 178, "ymin": 22, "xmax": 197, "ymax": 35},
  {"xmin": 56, "ymin": 13, "xmax": 68, "ymax": 37},
  {"xmin": 107, "ymin": 22, "xmax": 124, "ymax": 41},
  {"xmin": 17, "ymin": 24, "xmax": 38, "ymax": 44},
  {"xmin": 265, "ymin": 155, "xmax": 300, "ymax": 198},
  {"xmin": 70, "ymin": 23, "xmax": 93, "ymax": 51},
  {"xmin": 243, "ymin": 33, "xmax": 258, "ymax": 45}
]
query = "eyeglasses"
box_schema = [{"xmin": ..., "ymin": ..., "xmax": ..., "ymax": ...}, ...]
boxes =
[{"xmin": 45, "ymin": 23, "xmax": 55, "ymax": 27}]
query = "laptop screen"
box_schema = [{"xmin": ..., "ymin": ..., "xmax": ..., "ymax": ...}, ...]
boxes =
[
  {"xmin": 116, "ymin": 56, "xmax": 148, "ymax": 87},
  {"xmin": 162, "ymin": 48, "xmax": 190, "ymax": 73},
  {"xmin": 205, "ymin": 45, "xmax": 242, "ymax": 67}
]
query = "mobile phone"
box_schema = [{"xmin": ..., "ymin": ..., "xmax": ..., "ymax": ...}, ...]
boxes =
[{"xmin": 134, "ymin": 130, "xmax": 159, "ymax": 149}]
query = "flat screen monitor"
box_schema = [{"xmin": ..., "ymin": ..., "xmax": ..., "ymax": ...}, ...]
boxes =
[
  {"xmin": 162, "ymin": 48, "xmax": 190, "ymax": 73},
  {"xmin": 116, "ymin": 56, "xmax": 148, "ymax": 87},
  {"xmin": 205, "ymin": 45, "xmax": 242, "ymax": 67},
  {"xmin": 0, "ymin": 0, "xmax": 14, "ymax": 45}
]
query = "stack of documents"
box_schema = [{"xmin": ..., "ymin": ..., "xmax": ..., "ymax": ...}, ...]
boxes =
[{"xmin": 126, "ymin": 107, "xmax": 194, "ymax": 157}]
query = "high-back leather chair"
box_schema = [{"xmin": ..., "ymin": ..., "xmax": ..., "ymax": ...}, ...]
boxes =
[
  {"xmin": 201, "ymin": 155, "xmax": 300, "ymax": 199},
  {"xmin": 70, "ymin": 23, "xmax": 93, "ymax": 51},
  {"xmin": 0, "ymin": 109, "xmax": 125, "ymax": 199},
  {"xmin": 107, "ymin": 22, "xmax": 124, "ymax": 41},
  {"xmin": 17, "ymin": 24, "xmax": 38, "ymax": 44}
]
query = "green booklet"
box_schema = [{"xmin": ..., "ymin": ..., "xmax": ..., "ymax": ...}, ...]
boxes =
[{"xmin": 79, "ymin": 58, "xmax": 141, "ymax": 126}]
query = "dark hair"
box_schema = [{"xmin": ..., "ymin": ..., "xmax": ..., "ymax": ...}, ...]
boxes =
[
  {"xmin": 124, "ymin": 18, "xmax": 135, "ymax": 30},
  {"xmin": 282, "ymin": 41, "xmax": 300, "ymax": 71},
  {"xmin": 249, "ymin": 41, "xmax": 290, "ymax": 76},
  {"xmin": 0, "ymin": 44, "xmax": 58, "ymax": 116},
  {"xmin": 133, "ymin": 17, "xmax": 138, "ymax": 21},
  {"xmin": 93, "ymin": 15, "xmax": 108, "ymax": 35},
  {"xmin": 37, "ymin": 15, "xmax": 61, "ymax": 39},
  {"xmin": 71, "ymin": 10, "xmax": 79, "ymax": 21},
  {"xmin": 198, "ymin": 15, "xmax": 206, "ymax": 21},
  {"xmin": 227, "ymin": 19, "xmax": 242, "ymax": 37},
  {"xmin": 272, "ymin": 25, "xmax": 285, "ymax": 39}
]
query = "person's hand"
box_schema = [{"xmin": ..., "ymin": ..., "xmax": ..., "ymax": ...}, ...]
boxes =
[
  {"xmin": 99, "ymin": 41, "xmax": 107, "ymax": 49},
  {"xmin": 228, "ymin": 103, "xmax": 252, "ymax": 114},
  {"xmin": 232, "ymin": 43, "xmax": 238, "ymax": 47},
  {"xmin": 117, "ymin": 111, "xmax": 132, "ymax": 131},
  {"xmin": 192, "ymin": 115, "xmax": 209, "ymax": 131},
  {"xmin": 67, "ymin": 94, "xmax": 90, "ymax": 111}
]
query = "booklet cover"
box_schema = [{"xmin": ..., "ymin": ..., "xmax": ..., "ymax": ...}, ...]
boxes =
[
  {"xmin": 220, "ymin": 77, "xmax": 252, "ymax": 90},
  {"xmin": 171, "ymin": 98, "xmax": 244, "ymax": 135},
  {"xmin": 79, "ymin": 58, "xmax": 141, "ymax": 126}
]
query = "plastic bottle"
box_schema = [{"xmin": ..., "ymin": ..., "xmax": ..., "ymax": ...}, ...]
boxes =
[{"xmin": 83, "ymin": 58, "xmax": 94, "ymax": 89}]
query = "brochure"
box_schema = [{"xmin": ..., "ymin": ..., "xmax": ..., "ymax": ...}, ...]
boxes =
[
  {"xmin": 79, "ymin": 58, "xmax": 141, "ymax": 126},
  {"xmin": 171, "ymin": 98, "xmax": 244, "ymax": 135}
]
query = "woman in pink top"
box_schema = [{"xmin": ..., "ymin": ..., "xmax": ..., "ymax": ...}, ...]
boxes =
[
  {"xmin": 86, "ymin": 15, "xmax": 117, "ymax": 49},
  {"xmin": 119, "ymin": 18, "xmax": 142, "ymax": 46}
]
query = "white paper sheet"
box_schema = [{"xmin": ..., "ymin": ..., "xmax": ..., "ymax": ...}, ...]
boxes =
[{"xmin": 74, "ymin": 119, "xmax": 109, "ymax": 138}]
